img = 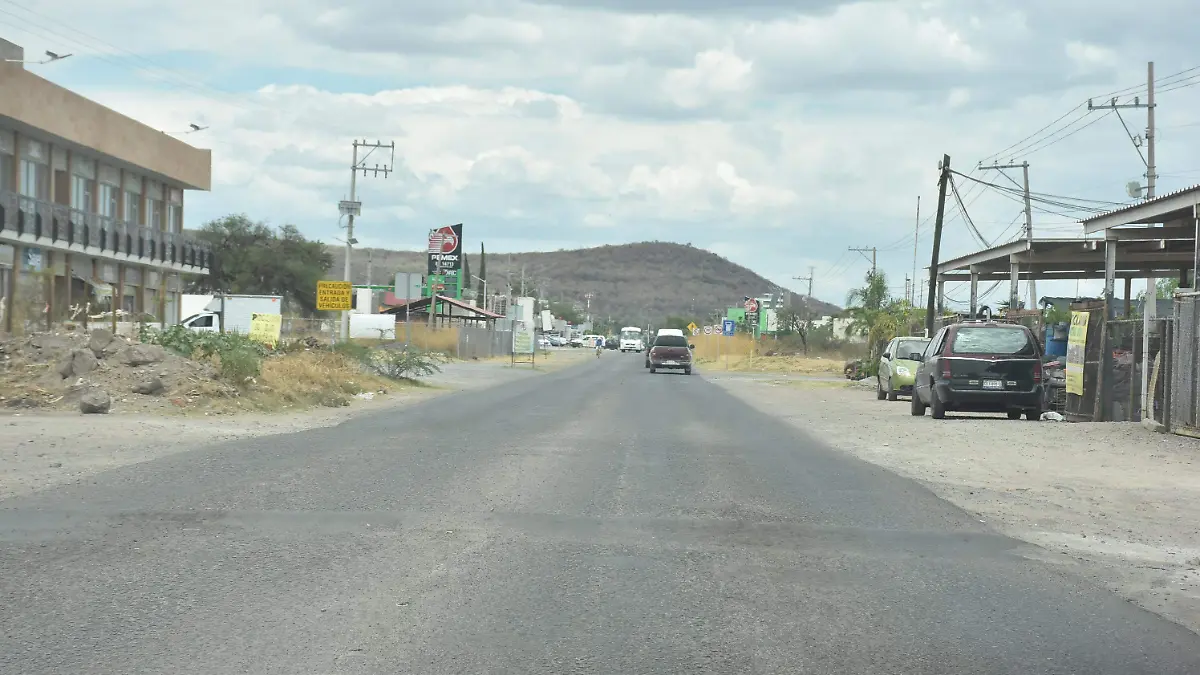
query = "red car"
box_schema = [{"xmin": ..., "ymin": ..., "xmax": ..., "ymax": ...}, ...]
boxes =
[{"xmin": 648, "ymin": 335, "xmax": 694, "ymax": 375}]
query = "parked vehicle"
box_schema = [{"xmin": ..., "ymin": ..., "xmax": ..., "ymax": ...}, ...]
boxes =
[
  {"xmin": 911, "ymin": 320, "xmax": 1044, "ymax": 420},
  {"xmin": 647, "ymin": 334, "xmax": 694, "ymax": 375},
  {"xmin": 605, "ymin": 336, "xmax": 619, "ymax": 350},
  {"xmin": 619, "ymin": 326, "xmax": 645, "ymax": 352},
  {"xmin": 179, "ymin": 294, "xmax": 282, "ymax": 335},
  {"xmin": 569, "ymin": 336, "xmax": 584, "ymax": 348},
  {"xmin": 877, "ymin": 336, "xmax": 931, "ymax": 401}
]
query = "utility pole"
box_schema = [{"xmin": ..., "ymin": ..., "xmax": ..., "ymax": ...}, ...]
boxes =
[
  {"xmin": 338, "ymin": 139, "xmax": 395, "ymax": 340},
  {"xmin": 912, "ymin": 196, "xmax": 920, "ymax": 306},
  {"xmin": 848, "ymin": 247, "xmax": 877, "ymax": 274},
  {"xmin": 1088, "ymin": 61, "xmax": 1157, "ymax": 422},
  {"xmin": 979, "ymin": 161, "xmax": 1036, "ymax": 307},
  {"xmin": 792, "ymin": 267, "xmax": 814, "ymax": 300},
  {"xmin": 926, "ymin": 154, "xmax": 951, "ymax": 337},
  {"xmin": 365, "ymin": 250, "xmax": 373, "ymax": 286}
]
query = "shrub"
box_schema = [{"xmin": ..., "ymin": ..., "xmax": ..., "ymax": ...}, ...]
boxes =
[
  {"xmin": 369, "ymin": 347, "xmax": 445, "ymax": 381},
  {"xmin": 141, "ymin": 325, "xmax": 268, "ymax": 384}
]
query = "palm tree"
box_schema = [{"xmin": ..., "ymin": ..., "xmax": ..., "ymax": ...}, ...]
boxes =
[{"xmin": 843, "ymin": 270, "xmax": 904, "ymax": 359}]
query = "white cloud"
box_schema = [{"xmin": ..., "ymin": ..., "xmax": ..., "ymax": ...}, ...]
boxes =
[{"xmin": 6, "ymin": 0, "xmax": 1200, "ymax": 308}]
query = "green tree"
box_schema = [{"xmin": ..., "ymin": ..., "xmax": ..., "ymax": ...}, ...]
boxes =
[
  {"xmin": 548, "ymin": 300, "xmax": 583, "ymax": 324},
  {"xmin": 843, "ymin": 270, "xmax": 910, "ymax": 360},
  {"xmin": 189, "ymin": 214, "xmax": 333, "ymax": 315}
]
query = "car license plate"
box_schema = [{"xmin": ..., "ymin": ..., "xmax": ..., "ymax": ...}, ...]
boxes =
[
  {"xmin": 982, "ymin": 379, "xmax": 1003, "ymax": 390},
  {"xmin": 663, "ymin": 360, "xmax": 677, "ymax": 366}
]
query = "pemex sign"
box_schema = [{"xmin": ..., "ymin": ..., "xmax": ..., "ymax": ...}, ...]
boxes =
[{"xmin": 427, "ymin": 223, "xmax": 463, "ymax": 275}]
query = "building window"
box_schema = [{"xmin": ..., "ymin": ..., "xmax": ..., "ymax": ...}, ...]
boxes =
[
  {"xmin": 71, "ymin": 175, "xmax": 94, "ymax": 212},
  {"xmin": 148, "ymin": 198, "xmax": 163, "ymax": 230},
  {"xmin": 0, "ymin": 152, "xmax": 11, "ymax": 192},
  {"xmin": 19, "ymin": 159, "xmax": 48, "ymax": 199},
  {"xmin": 124, "ymin": 190, "xmax": 139, "ymax": 224},
  {"xmin": 99, "ymin": 183, "xmax": 119, "ymax": 218},
  {"xmin": 167, "ymin": 203, "xmax": 182, "ymax": 233}
]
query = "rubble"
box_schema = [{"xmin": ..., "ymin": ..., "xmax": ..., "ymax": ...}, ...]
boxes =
[{"xmin": 0, "ymin": 328, "xmax": 230, "ymax": 414}]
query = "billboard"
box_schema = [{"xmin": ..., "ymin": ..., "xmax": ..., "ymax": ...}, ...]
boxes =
[{"xmin": 427, "ymin": 223, "xmax": 463, "ymax": 274}]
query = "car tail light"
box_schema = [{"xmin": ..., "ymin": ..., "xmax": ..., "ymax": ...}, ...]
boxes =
[
  {"xmin": 941, "ymin": 338, "xmax": 953, "ymax": 379},
  {"xmin": 1033, "ymin": 360, "xmax": 1042, "ymax": 383}
]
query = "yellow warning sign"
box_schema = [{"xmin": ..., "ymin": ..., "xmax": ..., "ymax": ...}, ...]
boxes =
[
  {"xmin": 687, "ymin": 322, "xmax": 698, "ymax": 333},
  {"xmin": 317, "ymin": 280, "xmax": 353, "ymax": 311}
]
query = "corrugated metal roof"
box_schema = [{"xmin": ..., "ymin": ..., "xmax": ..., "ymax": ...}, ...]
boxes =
[{"xmin": 1081, "ymin": 183, "xmax": 1200, "ymax": 223}]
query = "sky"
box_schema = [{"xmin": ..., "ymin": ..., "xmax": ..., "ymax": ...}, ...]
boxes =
[{"xmin": 5, "ymin": 0, "xmax": 1200, "ymax": 310}]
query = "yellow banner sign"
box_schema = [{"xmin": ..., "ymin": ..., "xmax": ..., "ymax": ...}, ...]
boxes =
[
  {"xmin": 248, "ymin": 312, "xmax": 282, "ymax": 348},
  {"xmin": 317, "ymin": 280, "xmax": 353, "ymax": 311},
  {"xmin": 1065, "ymin": 311, "xmax": 1089, "ymax": 396}
]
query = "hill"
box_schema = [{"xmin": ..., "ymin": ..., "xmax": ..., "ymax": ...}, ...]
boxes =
[{"xmin": 326, "ymin": 241, "xmax": 842, "ymax": 324}]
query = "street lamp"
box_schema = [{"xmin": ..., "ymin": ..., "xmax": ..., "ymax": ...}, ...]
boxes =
[
  {"xmin": 470, "ymin": 274, "xmax": 487, "ymax": 310},
  {"xmin": 4, "ymin": 50, "xmax": 72, "ymax": 64}
]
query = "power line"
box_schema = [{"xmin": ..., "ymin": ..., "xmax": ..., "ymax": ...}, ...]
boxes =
[{"xmin": 0, "ymin": 0, "xmax": 264, "ymax": 115}]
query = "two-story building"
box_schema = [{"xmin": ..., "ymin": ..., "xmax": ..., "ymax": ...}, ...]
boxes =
[{"xmin": 0, "ymin": 37, "xmax": 211, "ymax": 334}]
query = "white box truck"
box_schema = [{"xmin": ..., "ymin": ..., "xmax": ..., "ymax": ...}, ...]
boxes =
[{"xmin": 180, "ymin": 294, "xmax": 283, "ymax": 334}]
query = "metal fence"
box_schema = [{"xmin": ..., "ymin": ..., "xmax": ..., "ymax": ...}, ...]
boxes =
[
  {"xmin": 457, "ymin": 324, "xmax": 512, "ymax": 359},
  {"xmin": 1171, "ymin": 293, "xmax": 1200, "ymax": 433},
  {"xmin": 1100, "ymin": 318, "xmax": 1171, "ymax": 424}
]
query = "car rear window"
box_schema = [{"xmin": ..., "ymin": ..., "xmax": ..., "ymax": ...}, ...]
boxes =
[
  {"xmin": 895, "ymin": 339, "xmax": 929, "ymax": 357},
  {"xmin": 654, "ymin": 336, "xmax": 689, "ymax": 347},
  {"xmin": 951, "ymin": 326, "xmax": 1036, "ymax": 356}
]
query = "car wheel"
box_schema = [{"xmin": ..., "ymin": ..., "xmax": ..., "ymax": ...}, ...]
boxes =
[
  {"xmin": 930, "ymin": 385, "xmax": 946, "ymax": 419},
  {"xmin": 876, "ymin": 378, "xmax": 887, "ymax": 400},
  {"xmin": 886, "ymin": 379, "xmax": 899, "ymax": 401},
  {"xmin": 910, "ymin": 388, "xmax": 926, "ymax": 416},
  {"xmin": 1025, "ymin": 408, "xmax": 1042, "ymax": 421},
  {"xmin": 1007, "ymin": 410, "xmax": 1022, "ymax": 420},
  {"xmin": 684, "ymin": 367, "xmax": 692, "ymax": 375}
]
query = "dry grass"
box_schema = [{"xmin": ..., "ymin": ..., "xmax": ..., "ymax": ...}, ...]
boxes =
[
  {"xmin": 213, "ymin": 351, "xmax": 403, "ymax": 413},
  {"xmin": 404, "ymin": 324, "xmax": 459, "ymax": 353},
  {"xmin": 700, "ymin": 353, "xmax": 844, "ymax": 375},
  {"xmin": 691, "ymin": 333, "xmax": 844, "ymax": 375}
]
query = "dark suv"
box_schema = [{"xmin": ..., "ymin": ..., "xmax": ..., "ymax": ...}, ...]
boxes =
[
  {"xmin": 647, "ymin": 335, "xmax": 694, "ymax": 375},
  {"xmin": 911, "ymin": 321, "xmax": 1044, "ymax": 420}
]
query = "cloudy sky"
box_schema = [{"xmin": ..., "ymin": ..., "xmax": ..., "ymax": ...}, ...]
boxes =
[{"xmin": 6, "ymin": 0, "xmax": 1200, "ymax": 308}]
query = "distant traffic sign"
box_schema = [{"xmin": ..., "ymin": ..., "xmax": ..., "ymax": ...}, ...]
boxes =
[
  {"xmin": 316, "ymin": 280, "xmax": 353, "ymax": 311},
  {"xmin": 687, "ymin": 322, "xmax": 698, "ymax": 333},
  {"xmin": 722, "ymin": 319, "xmax": 736, "ymax": 336},
  {"xmin": 703, "ymin": 325, "xmax": 712, "ymax": 335},
  {"xmin": 692, "ymin": 327, "xmax": 700, "ymax": 336},
  {"xmin": 743, "ymin": 298, "xmax": 759, "ymax": 312}
]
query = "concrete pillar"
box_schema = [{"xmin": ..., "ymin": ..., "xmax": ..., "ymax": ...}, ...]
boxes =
[
  {"xmin": 1009, "ymin": 257, "xmax": 1020, "ymax": 310},
  {"xmin": 4, "ymin": 244, "xmax": 18, "ymax": 334},
  {"xmin": 968, "ymin": 268, "xmax": 979, "ymax": 317},
  {"xmin": 1104, "ymin": 238, "xmax": 1117, "ymax": 320}
]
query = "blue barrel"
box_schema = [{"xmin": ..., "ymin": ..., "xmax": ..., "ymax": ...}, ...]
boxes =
[{"xmin": 1045, "ymin": 338, "xmax": 1067, "ymax": 357}]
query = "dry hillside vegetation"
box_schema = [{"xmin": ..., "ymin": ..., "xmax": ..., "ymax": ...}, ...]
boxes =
[{"xmin": 329, "ymin": 241, "xmax": 842, "ymax": 322}]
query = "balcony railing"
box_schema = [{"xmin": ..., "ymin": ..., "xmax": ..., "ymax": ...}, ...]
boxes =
[{"xmin": 0, "ymin": 189, "xmax": 212, "ymax": 271}]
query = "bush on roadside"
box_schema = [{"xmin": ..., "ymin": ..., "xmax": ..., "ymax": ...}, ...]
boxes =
[
  {"xmin": 369, "ymin": 347, "xmax": 446, "ymax": 381},
  {"xmin": 141, "ymin": 325, "xmax": 268, "ymax": 384}
]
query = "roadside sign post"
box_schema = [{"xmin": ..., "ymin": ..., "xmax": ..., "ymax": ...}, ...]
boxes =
[
  {"xmin": 317, "ymin": 280, "xmax": 353, "ymax": 310},
  {"xmin": 722, "ymin": 318, "xmax": 736, "ymax": 370}
]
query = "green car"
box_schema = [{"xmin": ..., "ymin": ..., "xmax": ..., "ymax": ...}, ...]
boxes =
[{"xmin": 877, "ymin": 336, "xmax": 931, "ymax": 401}]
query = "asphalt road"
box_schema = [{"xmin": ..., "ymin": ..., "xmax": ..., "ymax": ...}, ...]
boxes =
[{"xmin": 2, "ymin": 354, "xmax": 1198, "ymax": 674}]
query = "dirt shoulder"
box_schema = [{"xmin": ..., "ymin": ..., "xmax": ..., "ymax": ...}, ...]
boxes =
[
  {"xmin": 707, "ymin": 371, "xmax": 1200, "ymax": 634},
  {"xmin": 1, "ymin": 350, "xmax": 590, "ymax": 501}
]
